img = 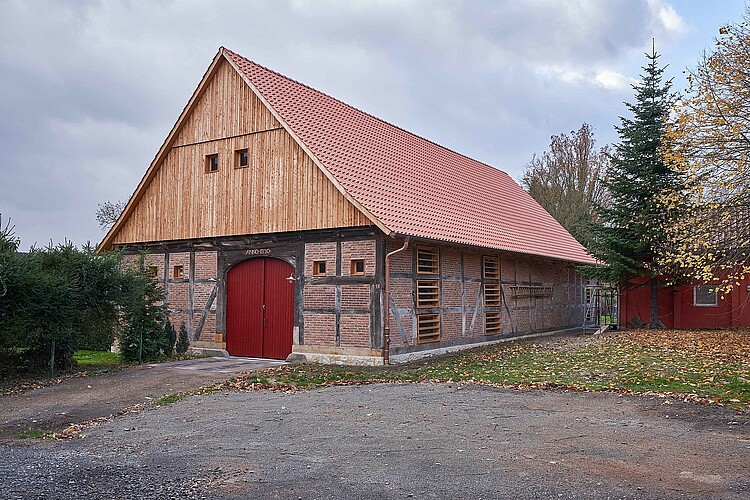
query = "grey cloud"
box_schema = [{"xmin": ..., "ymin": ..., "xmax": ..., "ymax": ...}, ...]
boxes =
[{"xmin": 0, "ymin": 0, "xmax": 695, "ymax": 249}]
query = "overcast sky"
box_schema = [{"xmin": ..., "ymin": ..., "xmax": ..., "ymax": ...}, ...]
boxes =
[{"xmin": 1, "ymin": 0, "xmax": 747, "ymax": 250}]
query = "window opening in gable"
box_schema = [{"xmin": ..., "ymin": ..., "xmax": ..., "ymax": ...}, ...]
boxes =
[
  {"xmin": 205, "ymin": 153, "xmax": 219, "ymax": 173},
  {"xmin": 235, "ymin": 148, "xmax": 249, "ymax": 168}
]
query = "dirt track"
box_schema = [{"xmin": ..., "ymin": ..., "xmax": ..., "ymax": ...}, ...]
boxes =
[{"xmin": 2, "ymin": 382, "xmax": 749, "ymax": 499}]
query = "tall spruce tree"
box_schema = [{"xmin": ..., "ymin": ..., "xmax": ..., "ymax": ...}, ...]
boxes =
[{"xmin": 585, "ymin": 45, "xmax": 682, "ymax": 328}]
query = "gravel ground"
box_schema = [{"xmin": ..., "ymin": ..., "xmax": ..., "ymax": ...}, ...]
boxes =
[
  {"xmin": 0, "ymin": 358, "xmax": 281, "ymax": 442},
  {"xmin": 2, "ymin": 382, "xmax": 749, "ymax": 499}
]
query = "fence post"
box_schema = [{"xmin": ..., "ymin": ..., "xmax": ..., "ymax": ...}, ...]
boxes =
[{"xmin": 49, "ymin": 340, "xmax": 55, "ymax": 378}]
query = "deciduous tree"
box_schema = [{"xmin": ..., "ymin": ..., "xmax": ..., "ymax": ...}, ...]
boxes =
[
  {"xmin": 96, "ymin": 200, "xmax": 126, "ymax": 231},
  {"xmin": 521, "ymin": 123, "xmax": 611, "ymax": 246},
  {"xmin": 659, "ymin": 9, "xmax": 750, "ymax": 292}
]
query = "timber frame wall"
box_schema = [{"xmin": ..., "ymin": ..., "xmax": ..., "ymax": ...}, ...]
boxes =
[{"xmin": 119, "ymin": 230, "xmax": 589, "ymax": 363}]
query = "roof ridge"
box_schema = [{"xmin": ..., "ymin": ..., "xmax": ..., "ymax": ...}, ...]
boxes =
[{"xmin": 222, "ymin": 47, "xmax": 509, "ymax": 178}]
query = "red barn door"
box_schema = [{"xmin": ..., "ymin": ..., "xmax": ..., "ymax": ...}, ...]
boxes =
[{"xmin": 226, "ymin": 258, "xmax": 294, "ymax": 359}]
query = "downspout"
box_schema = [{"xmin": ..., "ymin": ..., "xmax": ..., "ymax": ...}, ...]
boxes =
[{"xmin": 383, "ymin": 237, "xmax": 409, "ymax": 365}]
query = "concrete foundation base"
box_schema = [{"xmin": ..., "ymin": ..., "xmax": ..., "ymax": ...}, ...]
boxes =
[
  {"xmin": 188, "ymin": 341, "xmax": 229, "ymax": 358},
  {"xmin": 291, "ymin": 345, "xmax": 384, "ymax": 366},
  {"xmin": 388, "ymin": 327, "xmax": 583, "ymax": 364}
]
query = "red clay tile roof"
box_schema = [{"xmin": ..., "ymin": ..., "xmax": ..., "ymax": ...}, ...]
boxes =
[{"xmin": 224, "ymin": 48, "xmax": 596, "ymax": 265}]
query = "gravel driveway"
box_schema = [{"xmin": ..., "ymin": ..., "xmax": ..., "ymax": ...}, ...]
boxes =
[{"xmin": 2, "ymin": 382, "xmax": 749, "ymax": 499}]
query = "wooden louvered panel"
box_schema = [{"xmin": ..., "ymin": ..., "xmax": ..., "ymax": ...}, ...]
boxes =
[
  {"xmin": 484, "ymin": 283, "xmax": 501, "ymax": 307},
  {"xmin": 416, "ymin": 280, "xmax": 440, "ymax": 308},
  {"xmin": 417, "ymin": 314, "xmax": 441, "ymax": 344},
  {"xmin": 485, "ymin": 312, "xmax": 502, "ymax": 335},
  {"xmin": 483, "ymin": 256, "xmax": 500, "ymax": 280}
]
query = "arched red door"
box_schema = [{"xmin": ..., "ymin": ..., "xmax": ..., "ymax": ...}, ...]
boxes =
[{"xmin": 226, "ymin": 258, "xmax": 295, "ymax": 359}]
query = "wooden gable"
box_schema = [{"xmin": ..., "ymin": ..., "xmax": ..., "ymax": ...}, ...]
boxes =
[{"xmin": 106, "ymin": 58, "xmax": 372, "ymax": 248}]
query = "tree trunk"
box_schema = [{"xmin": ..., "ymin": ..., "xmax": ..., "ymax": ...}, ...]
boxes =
[{"xmin": 649, "ymin": 277, "xmax": 660, "ymax": 329}]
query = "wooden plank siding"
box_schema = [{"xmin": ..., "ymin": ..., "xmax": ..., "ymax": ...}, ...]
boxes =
[
  {"xmin": 111, "ymin": 60, "xmax": 371, "ymax": 245},
  {"xmin": 173, "ymin": 60, "xmax": 280, "ymax": 146}
]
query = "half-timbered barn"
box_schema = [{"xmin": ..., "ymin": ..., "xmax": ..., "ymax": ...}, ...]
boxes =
[{"xmin": 100, "ymin": 47, "xmax": 597, "ymax": 365}]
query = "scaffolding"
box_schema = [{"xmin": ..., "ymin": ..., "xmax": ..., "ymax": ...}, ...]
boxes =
[{"xmin": 583, "ymin": 284, "xmax": 619, "ymax": 330}]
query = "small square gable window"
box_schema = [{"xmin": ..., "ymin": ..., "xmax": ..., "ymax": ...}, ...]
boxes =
[
  {"xmin": 235, "ymin": 148, "xmax": 249, "ymax": 168},
  {"xmin": 205, "ymin": 153, "xmax": 219, "ymax": 173}
]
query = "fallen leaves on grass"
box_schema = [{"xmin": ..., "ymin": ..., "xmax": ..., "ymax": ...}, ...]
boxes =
[{"xmin": 211, "ymin": 329, "xmax": 750, "ymax": 412}]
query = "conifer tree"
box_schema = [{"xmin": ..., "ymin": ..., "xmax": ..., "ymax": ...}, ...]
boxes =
[{"xmin": 585, "ymin": 44, "xmax": 683, "ymax": 328}]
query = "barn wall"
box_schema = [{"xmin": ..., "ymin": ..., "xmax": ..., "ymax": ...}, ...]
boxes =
[
  {"xmin": 621, "ymin": 275, "xmax": 750, "ymax": 329},
  {"xmin": 118, "ymin": 227, "xmax": 383, "ymax": 363},
  {"xmin": 386, "ymin": 240, "xmax": 587, "ymax": 356},
  {"xmin": 121, "ymin": 250, "xmax": 219, "ymax": 342},
  {"xmin": 112, "ymin": 59, "xmax": 370, "ymax": 245}
]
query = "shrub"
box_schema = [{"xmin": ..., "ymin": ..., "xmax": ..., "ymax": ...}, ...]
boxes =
[
  {"xmin": 163, "ymin": 321, "xmax": 177, "ymax": 358},
  {"xmin": 119, "ymin": 255, "xmax": 167, "ymax": 363},
  {"xmin": 0, "ymin": 216, "xmax": 170, "ymax": 375},
  {"xmin": 176, "ymin": 322, "xmax": 190, "ymax": 354}
]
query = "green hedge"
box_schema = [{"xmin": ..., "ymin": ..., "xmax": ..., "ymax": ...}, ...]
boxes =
[{"xmin": 0, "ymin": 217, "xmax": 170, "ymax": 377}]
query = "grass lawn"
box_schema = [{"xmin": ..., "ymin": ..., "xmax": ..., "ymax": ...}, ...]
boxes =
[
  {"xmin": 73, "ymin": 350, "xmax": 124, "ymax": 370},
  {"xmin": 219, "ymin": 329, "xmax": 750, "ymax": 410}
]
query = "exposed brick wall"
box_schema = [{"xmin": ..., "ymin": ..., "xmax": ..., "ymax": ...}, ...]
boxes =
[
  {"xmin": 341, "ymin": 284, "xmax": 370, "ymax": 311},
  {"xmin": 464, "ymin": 252, "xmax": 481, "ymax": 279},
  {"xmin": 202, "ymin": 313, "xmax": 217, "ymax": 340},
  {"xmin": 303, "ymin": 313, "xmax": 336, "ymax": 346},
  {"xmin": 388, "ymin": 313, "xmax": 414, "ymax": 347},
  {"xmin": 389, "ymin": 278, "xmax": 413, "ymax": 309},
  {"xmin": 441, "ymin": 280, "xmax": 462, "ymax": 308},
  {"xmin": 441, "ymin": 312, "xmax": 462, "ymax": 341},
  {"xmin": 384, "ymin": 242, "xmax": 589, "ymax": 349},
  {"xmin": 194, "ymin": 251, "xmax": 218, "ymax": 279},
  {"xmin": 340, "ymin": 314, "xmax": 370, "ymax": 347},
  {"xmin": 501, "ymin": 257, "xmax": 515, "ymax": 282},
  {"xmin": 441, "ymin": 248, "xmax": 462, "ymax": 277},
  {"xmin": 168, "ymin": 282, "xmax": 189, "ymax": 310},
  {"xmin": 304, "ymin": 284, "xmax": 336, "ymax": 310},
  {"xmin": 194, "ymin": 282, "xmax": 215, "ymax": 311},
  {"xmin": 386, "ymin": 240, "xmax": 412, "ymax": 273},
  {"xmin": 304, "ymin": 242, "xmax": 336, "ymax": 276},
  {"xmin": 301, "ymin": 239, "xmax": 379, "ymax": 350},
  {"xmin": 170, "ymin": 252, "xmax": 190, "ymax": 278},
  {"xmin": 341, "ymin": 240, "xmax": 376, "ymax": 276}
]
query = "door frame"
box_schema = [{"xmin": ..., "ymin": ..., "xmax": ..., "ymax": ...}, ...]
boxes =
[{"xmin": 222, "ymin": 254, "xmax": 298, "ymax": 356}]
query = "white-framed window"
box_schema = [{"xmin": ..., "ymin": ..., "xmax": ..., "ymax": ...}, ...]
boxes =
[{"xmin": 693, "ymin": 285, "xmax": 718, "ymax": 307}]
